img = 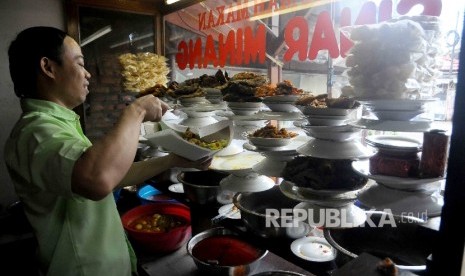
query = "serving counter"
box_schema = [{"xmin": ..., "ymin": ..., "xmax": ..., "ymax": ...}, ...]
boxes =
[{"xmin": 117, "ymin": 182, "xmax": 320, "ymax": 276}]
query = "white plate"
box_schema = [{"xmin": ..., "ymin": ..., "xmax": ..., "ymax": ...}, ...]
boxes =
[
  {"xmin": 357, "ymin": 99, "xmax": 435, "ymax": 111},
  {"xmin": 247, "ymin": 136, "xmax": 296, "ymax": 149},
  {"xmin": 216, "ymin": 142, "xmax": 244, "ymax": 157},
  {"xmin": 220, "ymin": 174, "xmax": 275, "ymax": 192},
  {"xmin": 181, "ymin": 109, "xmax": 217, "ymax": 118},
  {"xmin": 243, "ymin": 135, "xmax": 310, "ymax": 154},
  {"xmin": 369, "ymin": 109, "xmax": 424, "ymax": 121},
  {"xmin": 296, "ymin": 105, "xmax": 356, "ymax": 116},
  {"xmin": 229, "ymin": 107, "xmax": 261, "ymax": 115},
  {"xmin": 302, "ymin": 128, "xmax": 361, "ymax": 142},
  {"xmin": 305, "ymin": 115, "xmax": 349, "ymax": 126},
  {"xmin": 210, "ymin": 151, "xmax": 265, "ymax": 174},
  {"xmin": 352, "ymin": 160, "xmax": 444, "ymax": 190},
  {"xmin": 227, "ymin": 101, "xmax": 263, "ymax": 108},
  {"xmin": 291, "ymin": 236, "xmax": 336, "ymax": 262},
  {"xmin": 350, "ymin": 118, "xmax": 432, "ymax": 132},
  {"xmin": 218, "ymin": 203, "xmax": 241, "ymax": 219},
  {"xmin": 298, "ymin": 123, "xmax": 355, "ymax": 133},
  {"xmin": 145, "ymin": 121, "xmax": 233, "ymax": 161},
  {"xmin": 262, "ymin": 102, "xmax": 301, "ymax": 113},
  {"xmin": 255, "ymin": 111, "xmax": 304, "ymax": 121},
  {"xmin": 179, "ymin": 97, "xmax": 208, "ymax": 106},
  {"xmin": 365, "ymin": 135, "xmax": 422, "ymax": 153},
  {"xmin": 168, "ymin": 183, "xmax": 184, "ymax": 193},
  {"xmin": 297, "ymin": 139, "xmax": 375, "ymax": 160}
]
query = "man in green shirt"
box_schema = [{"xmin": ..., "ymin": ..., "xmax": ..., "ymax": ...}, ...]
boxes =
[{"xmin": 4, "ymin": 26, "xmax": 211, "ymax": 276}]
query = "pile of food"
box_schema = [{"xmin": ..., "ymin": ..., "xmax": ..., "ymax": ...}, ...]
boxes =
[
  {"xmin": 167, "ymin": 70, "xmax": 228, "ymax": 99},
  {"xmin": 295, "ymin": 94, "xmax": 359, "ymax": 109},
  {"xmin": 282, "ymin": 156, "xmax": 368, "ymax": 190},
  {"xmin": 136, "ymin": 81, "xmax": 179, "ymax": 98},
  {"xmin": 130, "ymin": 213, "xmax": 185, "ymax": 233},
  {"xmin": 119, "ymin": 52, "xmax": 170, "ymax": 93},
  {"xmin": 249, "ymin": 123, "xmax": 297, "ymax": 139},
  {"xmin": 182, "ymin": 129, "xmax": 228, "ymax": 150},
  {"xmin": 221, "ymin": 72, "xmax": 268, "ymax": 102},
  {"xmin": 344, "ymin": 19, "xmax": 430, "ymax": 99},
  {"xmin": 255, "ymin": 80, "xmax": 304, "ymax": 97}
]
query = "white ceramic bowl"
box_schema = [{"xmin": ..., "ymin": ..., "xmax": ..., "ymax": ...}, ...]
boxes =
[
  {"xmin": 247, "ymin": 136, "xmax": 296, "ymax": 149},
  {"xmin": 229, "ymin": 107, "xmax": 261, "ymax": 115},
  {"xmin": 303, "ymin": 128, "xmax": 361, "ymax": 141},
  {"xmin": 179, "ymin": 97, "xmax": 208, "ymax": 106},
  {"xmin": 296, "ymin": 105, "xmax": 356, "ymax": 116},
  {"xmin": 227, "ymin": 101, "xmax": 263, "ymax": 108},
  {"xmin": 305, "ymin": 115, "xmax": 348, "ymax": 126},
  {"xmin": 357, "ymin": 99, "xmax": 433, "ymax": 111},
  {"xmin": 297, "ymin": 139, "xmax": 375, "ymax": 160},
  {"xmin": 369, "ymin": 109, "xmax": 424, "ymax": 121},
  {"xmin": 262, "ymin": 102, "xmax": 301, "ymax": 113}
]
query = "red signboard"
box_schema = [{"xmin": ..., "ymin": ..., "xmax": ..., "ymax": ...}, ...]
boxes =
[{"xmin": 175, "ymin": 0, "xmax": 442, "ymax": 69}]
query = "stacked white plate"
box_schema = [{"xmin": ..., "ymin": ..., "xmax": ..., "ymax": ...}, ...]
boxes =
[
  {"xmin": 299, "ymin": 124, "xmax": 361, "ymax": 142},
  {"xmin": 296, "ymin": 105, "xmax": 360, "ymax": 127},
  {"xmin": 226, "ymin": 101, "xmax": 263, "ymax": 115},
  {"xmin": 178, "ymin": 96, "xmax": 208, "ymax": 107},
  {"xmin": 297, "ymin": 138, "xmax": 375, "ymax": 160},
  {"xmin": 262, "ymin": 95, "xmax": 301, "ymax": 113},
  {"xmin": 352, "ymin": 99, "xmax": 436, "ymax": 132}
]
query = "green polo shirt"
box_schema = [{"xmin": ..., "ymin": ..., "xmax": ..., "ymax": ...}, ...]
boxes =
[{"xmin": 4, "ymin": 99, "xmax": 137, "ymax": 276}]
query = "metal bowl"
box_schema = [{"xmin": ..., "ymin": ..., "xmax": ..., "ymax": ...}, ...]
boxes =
[
  {"xmin": 233, "ymin": 186, "xmax": 311, "ymax": 239},
  {"xmin": 187, "ymin": 227, "xmax": 268, "ymax": 275},
  {"xmin": 177, "ymin": 170, "xmax": 229, "ymax": 204}
]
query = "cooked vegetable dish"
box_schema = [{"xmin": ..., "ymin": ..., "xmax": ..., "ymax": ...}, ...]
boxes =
[
  {"xmin": 182, "ymin": 129, "xmax": 228, "ymax": 150},
  {"xmin": 130, "ymin": 213, "xmax": 185, "ymax": 233}
]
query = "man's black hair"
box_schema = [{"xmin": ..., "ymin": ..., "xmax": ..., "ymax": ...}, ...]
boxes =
[{"xmin": 8, "ymin": 26, "xmax": 68, "ymax": 98}]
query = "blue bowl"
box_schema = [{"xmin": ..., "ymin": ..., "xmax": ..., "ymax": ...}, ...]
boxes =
[
  {"xmin": 137, "ymin": 185, "xmax": 177, "ymax": 205},
  {"xmin": 113, "ymin": 188, "xmax": 122, "ymax": 202}
]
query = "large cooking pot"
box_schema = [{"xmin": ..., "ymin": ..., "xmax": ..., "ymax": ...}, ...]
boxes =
[
  {"xmin": 177, "ymin": 170, "xmax": 229, "ymax": 205},
  {"xmin": 233, "ymin": 186, "xmax": 310, "ymax": 239},
  {"xmin": 324, "ymin": 211, "xmax": 432, "ymax": 272}
]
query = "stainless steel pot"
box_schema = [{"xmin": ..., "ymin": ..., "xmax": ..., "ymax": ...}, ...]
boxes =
[
  {"xmin": 233, "ymin": 186, "xmax": 311, "ymax": 239},
  {"xmin": 187, "ymin": 227, "xmax": 268, "ymax": 276},
  {"xmin": 177, "ymin": 170, "xmax": 229, "ymax": 204}
]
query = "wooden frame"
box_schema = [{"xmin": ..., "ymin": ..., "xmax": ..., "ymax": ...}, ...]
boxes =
[{"xmin": 65, "ymin": 0, "xmax": 164, "ymax": 126}]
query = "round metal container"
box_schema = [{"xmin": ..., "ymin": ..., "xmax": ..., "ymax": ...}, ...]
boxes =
[
  {"xmin": 177, "ymin": 170, "xmax": 229, "ymax": 204},
  {"xmin": 187, "ymin": 227, "xmax": 268, "ymax": 275},
  {"xmin": 233, "ymin": 186, "xmax": 311, "ymax": 239}
]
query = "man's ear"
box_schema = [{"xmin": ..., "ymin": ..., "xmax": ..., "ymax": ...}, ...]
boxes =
[{"xmin": 40, "ymin": 57, "xmax": 55, "ymax": 79}]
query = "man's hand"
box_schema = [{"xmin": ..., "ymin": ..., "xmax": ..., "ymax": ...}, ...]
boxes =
[
  {"xmin": 132, "ymin": 95, "xmax": 170, "ymax": 122},
  {"xmin": 168, "ymin": 154, "xmax": 213, "ymax": 171}
]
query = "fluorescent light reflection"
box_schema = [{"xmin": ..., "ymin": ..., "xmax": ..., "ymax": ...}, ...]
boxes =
[{"xmin": 80, "ymin": 25, "xmax": 112, "ymax": 47}]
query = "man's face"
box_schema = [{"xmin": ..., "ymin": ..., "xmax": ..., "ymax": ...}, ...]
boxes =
[{"xmin": 54, "ymin": 36, "xmax": 91, "ymax": 109}]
